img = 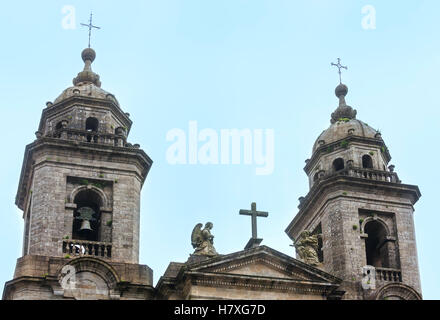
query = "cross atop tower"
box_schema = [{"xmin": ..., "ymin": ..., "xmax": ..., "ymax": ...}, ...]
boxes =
[
  {"xmin": 239, "ymin": 202, "xmax": 268, "ymax": 250},
  {"xmin": 81, "ymin": 12, "xmax": 101, "ymax": 48},
  {"xmin": 331, "ymin": 58, "xmax": 348, "ymax": 84}
]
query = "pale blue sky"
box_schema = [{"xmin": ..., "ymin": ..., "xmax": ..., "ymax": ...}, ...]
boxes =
[{"xmin": 1, "ymin": 0, "xmax": 439, "ymax": 299}]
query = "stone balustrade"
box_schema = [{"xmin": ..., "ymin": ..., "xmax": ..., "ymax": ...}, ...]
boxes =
[
  {"xmin": 51, "ymin": 128, "xmax": 126, "ymax": 147},
  {"xmin": 301, "ymin": 166, "xmax": 402, "ymax": 209},
  {"xmin": 375, "ymin": 267, "xmax": 402, "ymax": 283},
  {"xmin": 335, "ymin": 167, "xmax": 400, "ymax": 183},
  {"xmin": 62, "ymin": 239, "xmax": 112, "ymax": 258}
]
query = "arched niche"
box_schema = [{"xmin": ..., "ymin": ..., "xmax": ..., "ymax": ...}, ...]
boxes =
[
  {"xmin": 57, "ymin": 257, "xmax": 121, "ymax": 300},
  {"xmin": 361, "ymin": 216, "xmax": 391, "ymax": 236},
  {"xmin": 375, "ymin": 283, "xmax": 422, "ymax": 300},
  {"xmin": 69, "ymin": 185, "xmax": 109, "ymax": 208},
  {"xmin": 332, "ymin": 158, "xmax": 345, "ymax": 172},
  {"xmin": 362, "ymin": 218, "xmax": 397, "ymax": 268},
  {"xmin": 85, "ymin": 117, "xmax": 99, "ymax": 132},
  {"xmin": 362, "ymin": 154, "xmax": 374, "ymax": 169},
  {"xmin": 72, "ymin": 189, "xmax": 103, "ymax": 242}
]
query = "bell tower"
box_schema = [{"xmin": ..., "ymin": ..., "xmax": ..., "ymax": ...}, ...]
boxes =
[
  {"xmin": 3, "ymin": 47, "xmax": 154, "ymax": 300},
  {"xmin": 285, "ymin": 81, "xmax": 422, "ymax": 300}
]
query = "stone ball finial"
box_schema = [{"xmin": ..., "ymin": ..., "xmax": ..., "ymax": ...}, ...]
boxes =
[
  {"xmin": 73, "ymin": 48, "xmax": 101, "ymax": 87},
  {"xmin": 335, "ymin": 83, "xmax": 348, "ymax": 98},
  {"xmin": 81, "ymin": 48, "xmax": 96, "ymax": 63}
]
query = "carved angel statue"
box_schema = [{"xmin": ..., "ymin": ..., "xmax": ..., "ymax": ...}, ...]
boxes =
[
  {"xmin": 191, "ymin": 222, "xmax": 218, "ymax": 256},
  {"xmin": 294, "ymin": 230, "xmax": 321, "ymax": 266}
]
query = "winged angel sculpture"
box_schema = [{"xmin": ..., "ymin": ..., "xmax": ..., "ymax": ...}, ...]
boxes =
[{"xmin": 191, "ymin": 222, "xmax": 218, "ymax": 256}]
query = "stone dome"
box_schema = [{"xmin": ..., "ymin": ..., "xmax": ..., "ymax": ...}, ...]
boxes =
[
  {"xmin": 312, "ymin": 118, "xmax": 378, "ymax": 153},
  {"xmin": 52, "ymin": 48, "xmax": 119, "ymax": 107},
  {"xmin": 54, "ymin": 82, "xmax": 119, "ymax": 106},
  {"xmin": 312, "ymin": 83, "xmax": 379, "ymax": 153}
]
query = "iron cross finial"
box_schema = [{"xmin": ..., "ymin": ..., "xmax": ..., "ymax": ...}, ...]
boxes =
[
  {"xmin": 331, "ymin": 58, "xmax": 348, "ymax": 84},
  {"xmin": 80, "ymin": 12, "xmax": 101, "ymax": 48}
]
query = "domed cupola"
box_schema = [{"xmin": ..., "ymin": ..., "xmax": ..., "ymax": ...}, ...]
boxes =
[
  {"xmin": 36, "ymin": 47, "xmax": 132, "ymax": 144},
  {"xmin": 53, "ymin": 48, "xmax": 119, "ymax": 106},
  {"xmin": 305, "ymin": 82, "xmax": 393, "ymax": 189},
  {"xmin": 312, "ymin": 84, "xmax": 379, "ymax": 153}
]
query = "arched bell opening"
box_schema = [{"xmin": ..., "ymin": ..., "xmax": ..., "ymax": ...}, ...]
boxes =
[
  {"xmin": 72, "ymin": 189, "xmax": 103, "ymax": 242},
  {"xmin": 364, "ymin": 220, "xmax": 390, "ymax": 268},
  {"xmin": 86, "ymin": 117, "xmax": 99, "ymax": 132},
  {"xmin": 86, "ymin": 117, "xmax": 99, "ymax": 143},
  {"xmin": 332, "ymin": 158, "xmax": 345, "ymax": 172},
  {"xmin": 362, "ymin": 154, "xmax": 374, "ymax": 169}
]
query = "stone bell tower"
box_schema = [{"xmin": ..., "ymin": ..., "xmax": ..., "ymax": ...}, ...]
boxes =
[
  {"xmin": 3, "ymin": 47, "xmax": 154, "ymax": 300},
  {"xmin": 285, "ymin": 81, "xmax": 422, "ymax": 300}
]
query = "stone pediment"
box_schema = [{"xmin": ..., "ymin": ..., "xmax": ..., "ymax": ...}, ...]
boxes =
[
  {"xmin": 219, "ymin": 260, "xmax": 295, "ymax": 279},
  {"xmin": 156, "ymin": 245, "xmax": 344, "ymax": 300},
  {"xmin": 186, "ymin": 245, "xmax": 341, "ymax": 285}
]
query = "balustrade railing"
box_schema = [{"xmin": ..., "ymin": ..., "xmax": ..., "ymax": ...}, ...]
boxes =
[
  {"xmin": 302, "ymin": 166, "xmax": 401, "ymax": 209},
  {"xmin": 335, "ymin": 167, "xmax": 400, "ymax": 183},
  {"xmin": 62, "ymin": 239, "xmax": 112, "ymax": 258},
  {"xmin": 375, "ymin": 267, "xmax": 402, "ymax": 282},
  {"xmin": 319, "ymin": 166, "xmax": 401, "ymax": 184},
  {"xmin": 51, "ymin": 128, "xmax": 125, "ymax": 147}
]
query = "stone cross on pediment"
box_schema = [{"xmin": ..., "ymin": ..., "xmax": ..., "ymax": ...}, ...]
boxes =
[{"xmin": 239, "ymin": 202, "xmax": 268, "ymax": 250}]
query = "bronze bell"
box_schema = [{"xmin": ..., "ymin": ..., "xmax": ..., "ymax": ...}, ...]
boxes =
[
  {"xmin": 77, "ymin": 207, "xmax": 95, "ymax": 233},
  {"xmin": 79, "ymin": 219, "xmax": 93, "ymax": 232}
]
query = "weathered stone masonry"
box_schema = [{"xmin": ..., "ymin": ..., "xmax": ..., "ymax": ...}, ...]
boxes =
[{"xmin": 3, "ymin": 48, "xmax": 154, "ymax": 300}]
